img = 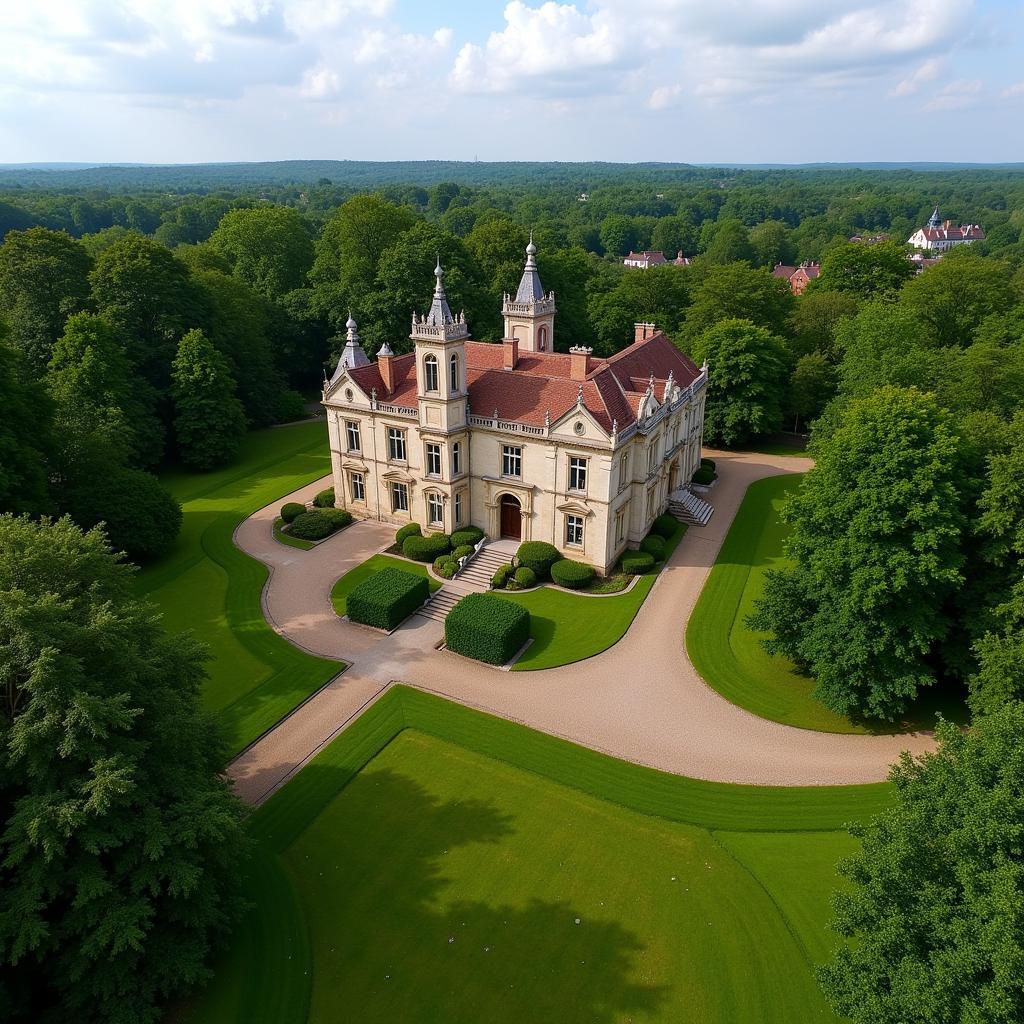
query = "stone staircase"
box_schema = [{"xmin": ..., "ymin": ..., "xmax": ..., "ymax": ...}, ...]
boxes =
[
  {"xmin": 415, "ymin": 543, "xmax": 512, "ymax": 623},
  {"xmin": 668, "ymin": 488, "xmax": 714, "ymax": 527}
]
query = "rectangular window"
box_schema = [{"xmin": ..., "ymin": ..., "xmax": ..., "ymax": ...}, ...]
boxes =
[
  {"xmin": 388, "ymin": 427, "xmax": 406, "ymax": 462},
  {"xmin": 619, "ymin": 452, "xmax": 630, "ymax": 492},
  {"xmin": 425, "ymin": 442, "xmax": 442, "ymax": 477},
  {"xmin": 502, "ymin": 445, "xmax": 522, "ymax": 478},
  {"xmin": 615, "ymin": 507, "xmax": 626, "ymax": 543},
  {"xmin": 647, "ymin": 442, "xmax": 657, "ymax": 475},
  {"xmin": 346, "ymin": 420, "xmax": 361, "ymax": 453},
  {"xmin": 428, "ymin": 492, "xmax": 443, "ymax": 526},
  {"xmin": 391, "ymin": 482, "xmax": 408, "ymax": 513},
  {"xmin": 454, "ymin": 491, "xmax": 464, "ymax": 525},
  {"xmin": 350, "ymin": 471, "xmax": 365, "ymax": 503},
  {"xmin": 565, "ymin": 514, "xmax": 584, "ymax": 548},
  {"xmin": 568, "ymin": 456, "xmax": 588, "ymax": 493},
  {"xmin": 452, "ymin": 441, "xmax": 462, "ymax": 476}
]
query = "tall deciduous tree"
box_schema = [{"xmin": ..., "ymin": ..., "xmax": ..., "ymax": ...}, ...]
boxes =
[
  {"xmin": 683, "ymin": 263, "xmax": 794, "ymax": 341},
  {"xmin": 819, "ymin": 704, "xmax": 1024, "ymax": 1024},
  {"xmin": 749, "ymin": 387, "xmax": 967, "ymax": 720},
  {"xmin": 0, "ymin": 333, "xmax": 52, "ymax": 515},
  {"xmin": 748, "ymin": 219, "xmax": 795, "ymax": 269},
  {"xmin": 787, "ymin": 352, "xmax": 835, "ymax": 432},
  {"xmin": 812, "ymin": 241, "xmax": 914, "ymax": 299},
  {"xmin": 0, "ymin": 227, "xmax": 92, "ymax": 370},
  {"xmin": 171, "ymin": 328, "xmax": 246, "ymax": 470},
  {"xmin": 0, "ymin": 514, "xmax": 246, "ymax": 1023},
  {"xmin": 587, "ymin": 264, "xmax": 690, "ymax": 355},
  {"xmin": 692, "ymin": 318, "xmax": 790, "ymax": 445}
]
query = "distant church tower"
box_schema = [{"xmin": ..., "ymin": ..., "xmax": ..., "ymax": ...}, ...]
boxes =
[
  {"xmin": 502, "ymin": 235, "xmax": 556, "ymax": 352},
  {"xmin": 927, "ymin": 204, "xmax": 942, "ymax": 229}
]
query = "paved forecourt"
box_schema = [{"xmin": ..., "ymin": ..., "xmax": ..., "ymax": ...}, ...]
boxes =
[{"xmin": 229, "ymin": 450, "xmax": 935, "ymax": 805}]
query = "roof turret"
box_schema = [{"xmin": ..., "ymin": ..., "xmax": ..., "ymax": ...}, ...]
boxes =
[{"xmin": 338, "ymin": 312, "xmax": 370, "ymax": 369}]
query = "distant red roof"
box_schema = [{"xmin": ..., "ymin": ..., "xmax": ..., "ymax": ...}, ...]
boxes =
[
  {"xmin": 917, "ymin": 224, "xmax": 985, "ymax": 242},
  {"xmin": 624, "ymin": 251, "xmax": 667, "ymax": 267},
  {"xmin": 347, "ymin": 333, "xmax": 701, "ymax": 434}
]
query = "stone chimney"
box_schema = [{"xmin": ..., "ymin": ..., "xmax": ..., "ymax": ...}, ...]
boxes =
[
  {"xmin": 377, "ymin": 342, "xmax": 395, "ymax": 394},
  {"xmin": 503, "ymin": 336, "xmax": 519, "ymax": 370},
  {"xmin": 633, "ymin": 322, "xmax": 657, "ymax": 343},
  {"xmin": 569, "ymin": 345, "xmax": 592, "ymax": 381}
]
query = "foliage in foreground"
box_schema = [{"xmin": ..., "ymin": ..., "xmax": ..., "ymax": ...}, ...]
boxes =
[
  {"xmin": 0, "ymin": 515, "xmax": 246, "ymax": 1024},
  {"xmin": 820, "ymin": 703, "xmax": 1024, "ymax": 1024}
]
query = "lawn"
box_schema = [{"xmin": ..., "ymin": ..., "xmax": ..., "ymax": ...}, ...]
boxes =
[
  {"xmin": 501, "ymin": 520, "xmax": 687, "ymax": 671},
  {"xmin": 183, "ymin": 687, "xmax": 886, "ymax": 1024},
  {"xmin": 687, "ymin": 474, "xmax": 965, "ymax": 734},
  {"xmin": 331, "ymin": 554, "xmax": 441, "ymax": 617},
  {"xmin": 136, "ymin": 422, "xmax": 342, "ymax": 756}
]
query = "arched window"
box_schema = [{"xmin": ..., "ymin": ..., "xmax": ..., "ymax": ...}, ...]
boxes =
[
  {"xmin": 449, "ymin": 352, "xmax": 460, "ymax": 392},
  {"xmin": 423, "ymin": 353, "xmax": 439, "ymax": 392},
  {"xmin": 538, "ymin": 325, "xmax": 548, "ymax": 351}
]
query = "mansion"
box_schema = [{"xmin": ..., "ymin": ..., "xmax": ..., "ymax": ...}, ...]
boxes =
[
  {"xmin": 908, "ymin": 206, "xmax": 985, "ymax": 251},
  {"xmin": 322, "ymin": 241, "xmax": 707, "ymax": 575}
]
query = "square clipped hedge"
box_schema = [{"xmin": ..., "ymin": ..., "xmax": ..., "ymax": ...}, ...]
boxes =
[
  {"xmin": 445, "ymin": 593, "xmax": 531, "ymax": 666},
  {"xmin": 347, "ymin": 567, "xmax": 430, "ymax": 631}
]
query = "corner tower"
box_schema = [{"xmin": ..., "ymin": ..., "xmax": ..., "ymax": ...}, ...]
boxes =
[{"xmin": 502, "ymin": 235, "xmax": 556, "ymax": 352}]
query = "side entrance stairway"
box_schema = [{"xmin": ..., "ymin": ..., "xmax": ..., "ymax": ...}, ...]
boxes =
[
  {"xmin": 415, "ymin": 543, "xmax": 512, "ymax": 623},
  {"xmin": 668, "ymin": 487, "xmax": 714, "ymax": 527}
]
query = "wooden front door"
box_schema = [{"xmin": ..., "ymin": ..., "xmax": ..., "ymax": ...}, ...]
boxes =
[{"xmin": 500, "ymin": 495, "xmax": 522, "ymax": 540}]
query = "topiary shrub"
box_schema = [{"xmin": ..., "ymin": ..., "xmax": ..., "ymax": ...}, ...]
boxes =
[
  {"xmin": 491, "ymin": 563, "xmax": 513, "ymax": 589},
  {"xmin": 513, "ymin": 566, "xmax": 536, "ymax": 588},
  {"xmin": 433, "ymin": 556, "xmax": 458, "ymax": 579},
  {"xmin": 402, "ymin": 532, "xmax": 451, "ymax": 562},
  {"xmin": 550, "ymin": 559, "xmax": 595, "ymax": 590},
  {"xmin": 641, "ymin": 534, "xmax": 666, "ymax": 559},
  {"xmin": 452, "ymin": 544, "xmax": 474, "ymax": 560},
  {"xmin": 281, "ymin": 501, "xmax": 305, "ymax": 524},
  {"xmin": 445, "ymin": 593, "xmax": 531, "ymax": 665},
  {"xmin": 288, "ymin": 508, "xmax": 353, "ymax": 541},
  {"xmin": 347, "ymin": 567, "xmax": 429, "ymax": 630},
  {"xmin": 396, "ymin": 522, "xmax": 421, "ymax": 545},
  {"xmin": 515, "ymin": 540, "xmax": 561, "ymax": 580},
  {"xmin": 651, "ymin": 514, "xmax": 678, "ymax": 539},
  {"xmin": 692, "ymin": 465, "xmax": 715, "ymax": 485},
  {"xmin": 312, "ymin": 487, "xmax": 335, "ymax": 508},
  {"xmin": 450, "ymin": 526, "xmax": 484, "ymax": 548},
  {"xmin": 621, "ymin": 550, "xmax": 655, "ymax": 575}
]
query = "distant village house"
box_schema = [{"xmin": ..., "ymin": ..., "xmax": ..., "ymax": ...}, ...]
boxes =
[
  {"xmin": 771, "ymin": 261, "xmax": 820, "ymax": 295},
  {"xmin": 908, "ymin": 206, "xmax": 985, "ymax": 251},
  {"xmin": 623, "ymin": 250, "xmax": 690, "ymax": 269}
]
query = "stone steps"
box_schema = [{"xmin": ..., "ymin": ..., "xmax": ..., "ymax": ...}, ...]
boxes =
[{"xmin": 668, "ymin": 488, "xmax": 714, "ymax": 527}]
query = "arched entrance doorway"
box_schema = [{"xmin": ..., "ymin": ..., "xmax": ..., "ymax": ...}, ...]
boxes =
[{"xmin": 500, "ymin": 494, "xmax": 522, "ymax": 540}]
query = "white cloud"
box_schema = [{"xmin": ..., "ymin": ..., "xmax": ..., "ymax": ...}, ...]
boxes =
[
  {"xmin": 1002, "ymin": 82, "xmax": 1024, "ymax": 99},
  {"xmin": 923, "ymin": 78, "xmax": 982, "ymax": 111},
  {"xmin": 893, "ymin": 57, "xmax": 945, "ymax": 96},
  {"xmin": 648, "ymin": 84, "xmax": 683, "ymax": 110}
]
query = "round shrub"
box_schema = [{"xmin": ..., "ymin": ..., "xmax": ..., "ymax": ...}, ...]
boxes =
[
  {"xmin": 651, "ymin": 514, "xmax": 678, "ymax": 539},
  {"xmin": 641, "ymin": 534, "xmax": 666, "ymax": 559},
  {"xmin": 701, "ymin": 457, "xmax": 716, "ymax": 471},
  {"xmin": 450, "ymin": 526, "xmax": 484, "ymax": 548},
  {"xmin": 445, "ymin": 593, "xmax": 531, "ymax": 665},
  {"xmin": 280, "ymin": 501, "xmax": 305, "ymax": 524},
  {"xmin": 348, "ymin": 567, "xmax": 429, "ymax": 630},
  {"xmin": 491, "ymin": 563, "xmax": 513, "ymax": 589},
  {"xmin": 452, "ymin": 544, "xmax": 474, "ymax": 560},
  {"xmin": 402, "ymin": 532, "xmax": 451, "ymax": 563},
  {"xmin": 692, "ymin": 465, "xmax": 715, "ymax": 485},
  {"xmin": 433, "ymin": 556, "xmax": 458, "ymax": 580},
  {"xmin": 288, "ymin": 508, "xmax": 353, "ymax": 541},
  {"xmin": 515, "ymin": 540, "xmax": 561, "ymax": 580},
  {"xmin": 621, "ymin": 550, "xmax": 655, "ymax": 575},
  {"xmin": 550, "ymin": 559, "xmax": 595, "ymax": 590},
  {"xmin": 513, "ymin": 566, "xmax": 536, "ymax": 588},
  {"xmin": 396, "ymin": 522, "xmax": 421, "ymax": 545},
  {"xmin": 312, "ymin": 487, "xmax": 335, "ymax": 508}
]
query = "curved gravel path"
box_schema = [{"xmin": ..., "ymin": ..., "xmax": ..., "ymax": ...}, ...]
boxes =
[{"xmin": 228, "ymin": 450, "xmax": 934, "ymax": 804}]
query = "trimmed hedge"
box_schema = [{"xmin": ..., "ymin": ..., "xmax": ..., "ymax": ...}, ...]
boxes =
[
  {"xmin": 312, "ymin": 487, "xmax": 335, "ymax": 508},
  {"xmin": 516, "ymin": 540, "xmax": 561, "ymax": 580},
  {"xmin": 506, "ymin": 566, "xmax": 537, "ymax": 591},
  {"xmin": 651, "ymin": 514, "xmax": 678, "ymax": 539},
  {"xmin": 550, "ymin": 559, "xmax": 595, "ymax": 589},
  {"xmin": 288, "ymin": 508, "xmax": 353, "ymax": 541},
  {"xmin": 433, "ymin": 556, "xmax": 458, "ymax": 580},
  {"xmin": 280, "ymin": 501, "xmax": 305, "ymax": 524},
  {"xmin": 692, "ymin": 465, "xmax": 715, "ymax": 485},
  {"xmin": 452, "ymin": 544, "xmax": 474, "ymax": 560},
  {"xmin": 402, "ymin": 532, "xmax": 451, "ymax": 562},
  {"xmin": 396, "ymin": 522, "xmax": 421, "ymax": 545},
  {"xmin": 450, "ymin": 526, "xmax": 484, "ymax": 548},
  {"xmin": 641, "ymin": 534, "xmax": 666, "ymax": 559},
  {"xmin": 491, "ymin": 563, "xmax": 513, "ymax": 589},
  {"xmin": 621, "ymin": 550, "xmax": 655, "ymax": 574},
  {"xmin": 701, "ymin": 457, "xmax": 716, "ymax": 470},
  {"xmin": 445, "ymin": 593, "xmax": 531, "ymax": 666},
  {"xmin": 347, "ymin": 567, "xmax": 429, "ymax": 630}
]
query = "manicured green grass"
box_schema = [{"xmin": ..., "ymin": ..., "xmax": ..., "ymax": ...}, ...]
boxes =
[
  {"xmin": 331, "ymin": 555, "xmax": 441, "ymax": 617},
  {"xmin": 273, "ymin": 517, "xmax": 316, "ymax": 550},
  {"xmin": 184, "ymin": 687, "xmax": 888, "ymax": 1024},
  {"xmin": 136, "ymin": 423, "xmax": 342, "ymax": 756},
  {"xmin": 502, "ymin": 521, "xmax": 686, "ymax": 670}
]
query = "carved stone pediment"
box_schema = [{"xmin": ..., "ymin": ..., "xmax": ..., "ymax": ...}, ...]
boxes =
[
  {"xmin": 381, "ymin": 468, "xmax": 414, "ymax": 484},
  {"xmin": 556, "ymin": 499, "xmax": 593, "ymax": 517}
]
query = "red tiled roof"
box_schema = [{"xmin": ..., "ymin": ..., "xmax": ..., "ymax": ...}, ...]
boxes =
[
  {"xmin": 917, "ymin": 225, "xmax": 985, "ymax": 241},
  {"xmin": 772, "ymin": 264, "xmax": 797, "ymax": 279},
  {"xmin": 348, "ymin": 333, "xmax": 701, "ymax": 435}
]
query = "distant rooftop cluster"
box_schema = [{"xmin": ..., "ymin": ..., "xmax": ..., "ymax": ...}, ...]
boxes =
[{"xmin": 623, "ymin": 250, "xmax": 691, "ymax": 269}]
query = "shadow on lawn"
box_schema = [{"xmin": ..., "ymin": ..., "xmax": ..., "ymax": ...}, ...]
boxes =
[{"xmin": 291, "ymin": 766, "xmax": 668, "ymax": 1024}]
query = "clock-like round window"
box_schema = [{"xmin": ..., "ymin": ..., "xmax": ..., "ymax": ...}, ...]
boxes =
[
  {"xmin": 344, "ymin": 387, "xmax": 354, "ymax": 402},
  {"xmin": 574, "ymin": 421, "xmax": 585, "ymax": 435}
]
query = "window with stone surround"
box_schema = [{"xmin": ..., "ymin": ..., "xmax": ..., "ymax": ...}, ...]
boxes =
[
  {"xmin": 454, "ymin": 491, "xmax": 464, "ymax": 525},
  {"xmin": 568, "ymin": 456, "xmax": 588, "ymax": 493},
  {"xmin": 345, "ymin": 420, "xmax": 361, "ymax": 453},
  {"xmin": 565, "ymin": 514, "xmax": 584, "ymax": 548},
  {"xmin": 391, "ymin": 482, "xmax": 409, "ymax": 513},
  {"xmin": 424, "ymin": 354, "xmax": 439, "ymax": 393},
  {"xmin": 450, "ymin": 353, "xmax": 460, "ymax": 392},
  {"xmin": 425, "ymin": 442, "xmax": 442, "ymax": 477},
  {"xmin": 427, "ymin": 492, "xmax": 443, "ymax": 526},
  {"xmin": 349, "ymin": 471, "xmax": 365, "ymax": 503},
  {"xmin": 502, "ymin": 445, "xmax": 522, "ymax": 479},
  {"xmin": 388, "ymin": 427, "xmax": 407, "ymax": 462},
  {"xmin": 452, "ymin": 441, "xmax": 462, "ymax": 476}
]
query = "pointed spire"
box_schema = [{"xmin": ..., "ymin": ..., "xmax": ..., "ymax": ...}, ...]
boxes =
[
  {"xmin": 514, "ymin": 233, "xmax": 545, "ymax": 303},
  {"xmin": 377, "ymin": 341, "xmax": 394, "ymax": 357}
]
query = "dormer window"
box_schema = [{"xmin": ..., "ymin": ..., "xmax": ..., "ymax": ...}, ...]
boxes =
[{"xmin": 424, "ymin": 354, "xmax": 439, "ymax": 393}]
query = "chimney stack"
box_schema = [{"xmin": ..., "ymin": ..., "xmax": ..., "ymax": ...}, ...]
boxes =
[
  {"xmin": 377, "ymin": 343, "xmax": 395, "ymax": 394},
  {"xmin": 503, "ymin": 336, "xmax": 519, "ymax": 370},
  {"xmin": 569, "ymin": 345, "xmax": 592, "ymax": 381},
  {"xmin": 633, "ymin": 322, "xmax": 656, "ymax": 344}
]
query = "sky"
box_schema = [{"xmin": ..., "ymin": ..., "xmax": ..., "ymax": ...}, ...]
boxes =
[{"xmin": 2, "ymin": 0, "xmax": 1024, "ymax": 165}]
